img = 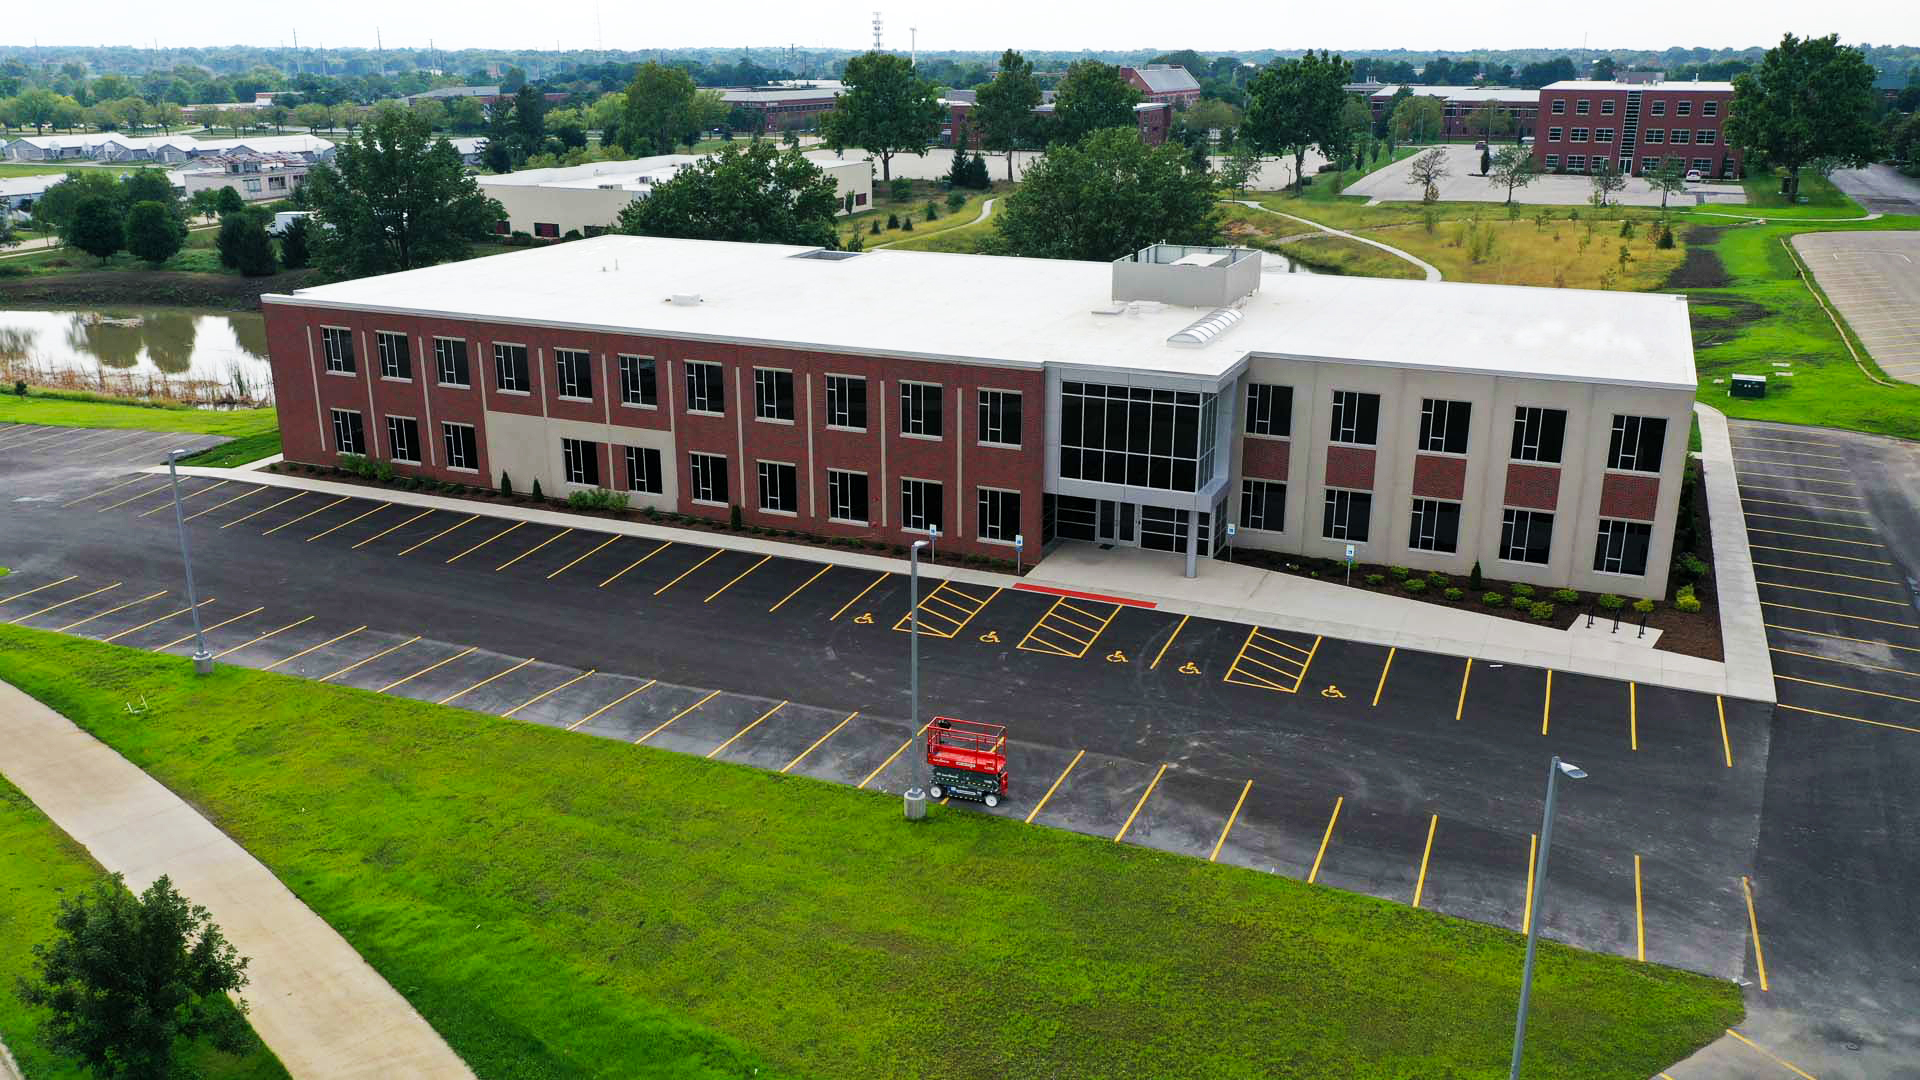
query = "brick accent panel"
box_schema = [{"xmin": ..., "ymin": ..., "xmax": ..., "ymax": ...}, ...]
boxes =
[
  {"xmin": 1411, "ymin": 454, "xmax": 1466, "ymax": 500},
  {"xmin": 1503, "ymin": 463, "xmax": 1560, "ymax": 511},
  {"xmin": 1324, "ymin": 445, "xmax": 1375, "ymax": 489},
  {"xmin": 1599, "ymin": 472, "xmax": 1660, "ymax": 521},
  {"xmin": 1241, "ymin": 438, "xmax": 1289, "ymax": 479}
]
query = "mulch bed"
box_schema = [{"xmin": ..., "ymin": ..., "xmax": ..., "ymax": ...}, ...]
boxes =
[{"xmin": 1663, "ymin": 226, "xmax": 1732, "ymax": 289}]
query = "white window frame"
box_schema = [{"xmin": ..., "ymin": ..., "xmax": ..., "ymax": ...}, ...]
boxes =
[
  {"xmin": 976, "ymin": 388, "xmax": 1022, "ymax": 449},
  {"xmin": 899, "ymin": 380, "xmax": 943, "ymax": 440},
  {"xmin": 825, "ymin": 374, "xmax": 868, "ymax": 432},
  {"xmin": 442, "ymin": 421, "xmax": 478, "ymax": 473},
  {"xmin": 434, "ymin": 337, "xmax": 469, "ymax": 388},
  {"xmin": 1570, "ymin": 127, "xmax": 1590, "ymax": 143},
  {"xmin": 1594, "ymin": 518, "xmax": 1653, "ymax": 577},
  {"xmin": 624, "ymin": 445, "xmax": 663, "ymax": 494},
  {"xmin": 1671, "ymin": 129, "xmax": 1691, "ymax": 145},
  {"xmin": 976, "ymin": 486, "xmax": 1019, "ymax": 544},
  {"xmin": 321, "ymin": 325, "xmax": 355, "ymax": 375},
  {"xmin": 1702, "ymin": 100, "xmax": 1718, "ymax": 117},
  {"xmin": 492, "ymin": 342, "xmax": 530, "ymax": 395},
  {"xmin": 1575, "ymin": 98, "xmax": 1590, "ymax": 115},
  {"xmin": 1650, "ymin": 100, "xmax": 1667, "ymax": 116},
  {"xmin": 1239, "ymin": 478, "xmax": 1285, "ymax": 533},
  {"xmin": 754, "ymin": 367, "xmax": 796, "ymax": 424},
  {"xmin": 684, "ymin": 360, "xmax": 724, "ymax": 416},
  {"xmin": 555, "ymin": 348, "xmax": 593, "ymax": 402},
  {"xmin": 384, "ymin": 414, "xmax": 420, "ymax": 465},
  {"xmin": 826, "ymin": 468, "xmax": 869, "ymax": 525},
  {"xmin": 1407, "ymin": 497, "xmax": 1460, "ymax": 554},
  {"xmin": 900, "ymin": 476, "xmax": 944, "ymax": 534},
  {"xmin": 1550, "ymin": 99, "xmax": 1566, "ymax": 115},
  {"xmin": 1547, "ymin": 126, "xmax": 1563, "ymax": 143},
  {"xmin": 688, "ymin": 451, "xmax": 728, "ymax": 505},
  {"xmin": 1499, "ymin": 508, "xmax": 1555, "ymax": 565},
  {"xmin": 329, "ymin": 407, "xmax": 364, "ymax": 454},
  {"xmin": 1321, "ymin": 487, "xmax": 1372, "ymax": 544},
  {"xmin": 756, "ymin": 459, "xmax": 799, "ymax": 515},
  {"xmin": 561, "ymin": 437, "xmax": 600, "ymax": 486},
  {"xmin": 1245, "ymin": 383, "xmax": 1292, "ymax": 439},
  {"xmin": 618, "ymin": 354, "xmax": 657, "ymax": 409},
  {"xmin": 1646, "ymin": 129, "xmax": 1665, "ymax": 144},
  {"xmin": 1676, "ymin": 100, "xmax": 1692, "ymax": 116},
  {"xmin": 1696, "ymin": 129, "xmax": 1716, "ymax": 145},
  {"xmin": 376, "ymin": 330, "xmax": 411, "ymax": 382}
]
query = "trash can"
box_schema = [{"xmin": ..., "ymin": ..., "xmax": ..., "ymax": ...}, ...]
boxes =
[{"xmin": 903, "ymin": 787, "xmax": 927, "ymax": 821}]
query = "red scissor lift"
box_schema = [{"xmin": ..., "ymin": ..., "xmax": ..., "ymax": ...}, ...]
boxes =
[{"xmin": 925, "ymin": 717, "xmax": 1009, "ymax": 808}]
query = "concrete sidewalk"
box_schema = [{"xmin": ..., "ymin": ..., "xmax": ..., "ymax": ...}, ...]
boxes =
[{"xmin": 0, "ymin": 680, "xmax": 474, "ymax": 1080}]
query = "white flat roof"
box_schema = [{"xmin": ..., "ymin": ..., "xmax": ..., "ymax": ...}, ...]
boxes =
[
  {"xmin": 1544, "ymin": 80, "xmax": 1735, "ymax": 92},
  {"xmin": 265, "ymin": 236, "xmax": 1697, "ymax": 392}
]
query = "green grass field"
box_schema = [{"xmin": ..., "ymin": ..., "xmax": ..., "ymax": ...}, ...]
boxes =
[
  {"xmin": 0, "ymin": 390, "xmax": 279, "ymax": 464},
  {"xmin": 0, "ymin": 775, "xmax": 288, "ymax": 1079},
  {"xmin": 0, "ymin": 227, "xmax": 228, "ymax": 275},
  {"xmin": 0, "ymin": 626, "xmax": 1743, "ymax": 1080},
  {"xmin": 0, "ymin": 163, "xmax": 80, "ymax": 178}
]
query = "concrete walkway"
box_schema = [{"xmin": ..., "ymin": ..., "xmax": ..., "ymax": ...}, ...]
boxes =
[
  {"xmin": 0, "ymin": 680, "xmax": 474, "ymax": 1080},
  {"xmin": 1230, "ymin": 199, "xmax": 1443, "ymax": 281},
  {"xmin": 871, "ymin": 196, "xmax": 994, "ymax": 250}
]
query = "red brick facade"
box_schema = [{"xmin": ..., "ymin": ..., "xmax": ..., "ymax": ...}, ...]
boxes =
[
  {"xmin": 1241, "ymin": 437, "xmax": 1289, "ymax": 479},
  {"xmin": 1502, "ymin": 463, "xmax": 1560, "ymax": 511},
  {"xmin": 1599, "ymin": 472, "xmax": 1660, "ymax": 521},
  {"xmin": 1411, "ymin": 453, "xmax": 1466, "ymax": 500},
  {"xmin": 1325, "ymin": 445, "xmax": 1376, "ymax": 489},
  {"xmin": 264, "ymin": 303, "xmax": 1047, "ymax": 561},
  {"xmin": 944, "ymin": 101, "xmax": 1170, "ymax": 147},
  {"xmin": 1534, "ymin": 84, "xmax": 1743, "ymax": 178}
]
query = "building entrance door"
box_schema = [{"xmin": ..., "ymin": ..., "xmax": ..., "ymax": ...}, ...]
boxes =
[{"xmin": 1096, "ymin": 499, "xmax": 1137, "ymax": 546}]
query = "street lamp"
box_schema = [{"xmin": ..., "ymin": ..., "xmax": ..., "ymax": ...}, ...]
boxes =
[
  {"xmin": 1509, "ymin": 756, "xmax": 1586, "ymax": 1079},
  {"xmin": 907, "ymin": 539, "xmax": 930, "ymax": 733},
  {"xmin": 164, "ymin": 448, "xmax": 213, "ymax": 675}
]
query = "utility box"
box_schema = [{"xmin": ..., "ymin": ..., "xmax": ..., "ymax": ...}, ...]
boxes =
[{"xmin": 1730, "ymin": 374, "xmax": 1767, "ymax": 399}]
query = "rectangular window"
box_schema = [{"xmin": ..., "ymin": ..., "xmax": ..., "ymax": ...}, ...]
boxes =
[
  {"xmin": 900, "ymin": 381, "xmax": 943, "ymax": 438},
  {"xmin": 322, "ymin": 327, "xmax": 355, "ymax": 374},
  {"xmin": 1329, "ymin": 389, "xmax": 1380, "ymax": 446},
  {"xmin": 754, "ymin": 368, "xmax": 795, "ymax": 422},
  {"xmin": 684, "ymin": 360, "xmax": 724, "ymax": 414},
  {"xmin": 1501, "ymin": 509, "xmax": 1554, "ymax": 564},
  {"xmin": 1544, "ymin": 154, "xmax": 1560, "ymax": 169},
  {"xmin": 1550, "ymin": 99, "xmax": 1566, "ymax": 115},
  {"xmin": 901, "ymin": 478, "xmax": 944, "ymax": 533},
  {"xmin": 1650, "ymin": 100, "xmax": 1667, "ymax": 116},
  {"xmin": 561, "ymin": 438, "xmax": 600, "ymax": 486},
  {"xmin": 244, "ymin": 178, "xmax": 261, "ymax": 193},
  {"xmin": 1676, "ymin": 100, "xmax": 1692, "ymax": 116},
  {"xmin": 376, "ymin": 331, "xmax": 411, "ymax": 380},
  {"xmin": 330, "ymin": 408, "xmax": 364, "ymax": 454},
  {"xmin": 493, "ymin": 343, "xmax": 530, "ymax": 393},
  {"xmin": 825, "ymin": 375, "xmax": 867, "ymax": 430},
  {"xmin": 1322, "ymin": 489, "xmax": 1371, "ymax": 543},
  {"xmin": 1693, "ymin": 158, "xmax": 1713, "ymax": 173},
  {"xmin": 1245, "ymin": 383, "xmax": 1292, "ymax": 437},
  {"xmin": 757, "ymin": 460, "xmax": 798, "ymax": 513},
  {"xmin": 1600, "ymin": 99, "xmax": 1616, "ymax": 115},
  {"xmin": 618, "ymin": 355, "xmax": 657, "ymax": 407},
  {"xmin": 977, "ymin": 487, "xmax": 1019, "ymax": 542},
  {"xmin": 1646, "ymin": 128, "xmax": 1665, "ymax": 144},
  {"xmin": 977, "ymin": 389, "xmax": 1022, "ymax": 447},
  {"xmin": 1408, "ymin": 498, "xmax": 1461, "ymax": 553},
  {"xmin": 1575, "ymin": 99, "xmax": 1590, "ymax": 115},
  {"xmin": 1594, "ymin": 519, "xmax": 1653, "ymax": 576},
  {"xmin": 555, "ymin": 349, "xmax": 593, "ymax": 400},
  {"xmin": 1418, "ymin": 399, "xmax": 1471, "ymax": 454},
  {"xmin": 1696, "ymin": 129, "xmax": 1716, "ymax": 145},
  {"xmin": 1510, "ymin": 406, "xmax": 1567, "ymax": 463},
  {"xmin": 1547, "ymin": 126, "xmax": 1563, "ymax": 142},
  {"xmin": 1607, "ymin": 415, "xmax": 1667, "ymax": 473},
  {"xmin": 434, "ymin": 338, "xmax": 469, "ymax": 387},
  {"xmin": 384, "ymin": 416, "xmax": 420, "ymax": 464},
  {"xmin": 534, "ymin": 222, "xmax": 559, "ymax": 238},
  {"xmin": 1566, "ymin": 154, "xmax": 1587, "ymax": 172},
  {"xmin": 688, "ymin": 452, "xmax": 728, "ymax": 504},
  {"xmin": 442, "ymin": 422, "xmax": 477, "ymax": 471},
  {"xmin": 1596, "ymin": 128, "xmax": 1615, "ymax": 143},
  {"xmin": 1671, "ymin": 129, "xmax": 1691, "ymax": 145},
  {"xmin": 1570, "ymin": 127, "xmax": 1590, "ymax": 143},
  {"xmin": 624, "ymin": 445, "xmax": 663, "ymax": 494},
  {"xmin": 1642, "ymin": 157, "xmax": 1660, "ymax": 174},
  {"xmin": 827, "ymin": 469, "xmax": 869, "ymax": 524},
  {"xmin": 1239, "ymin": 478, "xmax": 1285, "ymax": 532},
  {"xmin": 1058, "ymin": 381, "xmax": 1216, "ymax": 493}
]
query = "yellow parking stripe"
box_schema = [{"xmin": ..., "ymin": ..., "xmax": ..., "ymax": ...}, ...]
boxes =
[
  {"xmin": 61, "ymin": 475, "xmax": 155, "ymax": 507},
  {"xmin": 1741, "ymin": 497, "xmax": 1869, "ymax": 516},
  {"xmin": 704, "ymin": 554, "xmax": 770, "ymax": 603},
  {"xmin": 307, "ymin": 503, "xmax": 385, "ymax": 542},
  {"xmin": 10, "ymin": 583, "xmax": 120, "ymax": 625},
  {"xmin": 1744, "ymin": 511, "xmax": 1880, "ymax": 532},
  {"xmin": 636, "ymin": 689, "xmax": 720, "ymax": 743},
  {"xmin": 1717, "ymin": 696, "xmax": 1733, "ymax": 768},
  {"xmin": 1210, "ymin": 780, "xmax": 1253, "ymax": 862},
  {"xmin": 1778, "ymin": 674, "xmax": 1920, "ymax": 705},
  {"xmin": 54, "ymin": 590, "xmax": 167, "ymax": 633},
  {"xmin": 0, "ymin": 575, "xmax": 81, "ymax": 606},
  {"xmin": 397, "ymin": 513, "xmax": 477, "ymax": 555},
  {"xmin": 1307, "ymin": 797, "xmax": 1343, "ymax": 884},
  {"xmin": 95, "ymin": 482, "xmax": 175, "ymax": 513},
  {"xmin": 598, "ymin": 540, "xmax": 671, "ymax": 588},
  {"xmin": 1113, "ymin": 763, "xmax": 1167, "ymax": 843},
  {"xmin": 1373, "ymin": 647, "xmax": 1396, "ymax": 706},
  {"xmin": 377, "ymin": 646, "xmax": 477, "ymax": 693},
  {"xmin": 568, "ymin": 680, "xmax": 654, "ymax": 731},
  {"xmin": 1749, "ymin": 544, "xmax": 1889, "ymax": 566},
  {"xmin": 1629, "ymin": 682, "xmax": 1638, "ymax": 751},
  {"xmin": 1724, "ymin": 1030, "xmax": 1813, "ymax": 1080},
  {"xmin": 102, "ymin": 599, "xmax": 212, "ymax": 643},
  {"xmin": 830, "ymin": 572, "xmax": 889, "ymax": 621},
  {"xmin": 212, "ymin": 615, "xmax": 314, "ymax": 659},
  {"xmin": 1149, "ymin": 614, "xmax": 1189, "ymax": 670},
  {"xmin": 354, "ymin": 508, "xmax": 433, "ymax": 549},
  {"xmin": 1522, "ymin": 833, "xmax": 1538, "ymax": 934},
  {"xmin": 1540, "ymin": 670, "xmax": 1553, "ymax": 735},
  {"xmin": 1757, "ymin": 579, "xmax": 1908, "ymax": 606},
  {"xmin": 156, "ymin": 606, "xmax": 262, "ymax": 651},
  {"xmin": 1455, "ymin": 658, "xmax": 1473, "ymax": 721},
  {"xmin": 445, "ymin": 520, "xmax": 523, "ymax": 563},
  {"xmin": 1779, "ymin": 702, "xmax": 1920, "ymax": 736},
  {"xmin": 1730, "ymin": 444, "xmax": 1845, "ymax": 461},
  {"xmin": 1631, "ymin": 855, "xmax": 1648, "ymax": 961},
  {"xmin": 707, "ymin": 700, "xmax": 787, "ymax": 758},
  {"xmin": 858, "ymin": 721, "xmax": 933, "ymax": 789},
  {"xmin": 653, "ymin": 548, "xmax": 722, "ymax": 595},
  {"xmin": 1744, "ymin": 527, "xmax": 1883, "ymax": 549},
  {"xmin": 781, "ymin": 710, "xmax": 857, "ymax": 773},
  {"xmin": 503, "ymin": 669, "xmax": 594, "ymax": 717},
  {"xmin": 1737, "ymin": 482, "xmax": 1863, "ymax": 500},
  {"xmin": 439, "ymin": 657, "xmax": 535, "ymax": 705},
  {"xmin": 264, "ymin": 626, "xmax": 366, "ymax": 671},
  {"xmin": 262, "ymin": 496, "xmax": 348, "ymax": 535},
  {"xmin": 770, "ymin": 565, "xmax": 832, "ymax": 612},
  {"xmin": 548, "ymin": 536, "xmax": 618, "ymax": 579},
  {"xmin": 1024, "ymin": 750, "xmax": 1084, "ymax": 823},
  {"xmin": 1733, "ymin": 457, "xmax": 1849, "ymax": 473},
  {"xmin": 1412, "ymin": 814, "xmax": 1438, "ymax": 908},
  {"xmin": 1740, "ymin": 879, "xmax": 1769, "ymax": 992},
  {"xmin": 495, "ymin": 528, "xmax": 571, "ymax": 571},
  {"xmin": 1018, "ymin": 595, "xmax": 1121, "ymax": 658},
  {"xmin": 1771, "ymin": 646, "xmax": 1920, "ymax": 679},
  {"xmin": 184, "ymin": 485, "xmax": 266, "ymax": 522},
  {"xmin": 319, "ymin": 635, "xmax": 421, "ymax": 682},
  {"xmin": 138, "ymin": 479, "xmax": 230, "ymax": 517},
  {"xmin": 220, "ymin": 491, "xmax": 305, "ymax": 528},
  {"xmin": 1751, "ymin": 561, "xmax": 1895, "ymax": 585},
  {"xmin": 1761, "ymin": 601, "xmax": 1916, "ymax": 629}
]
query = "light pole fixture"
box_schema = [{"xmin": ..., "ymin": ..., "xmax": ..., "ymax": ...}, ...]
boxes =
[
  {"xmin": 908, "ymin": 539, "xmax": 929, "ymax": 734},
  {"xmin": 1510, "ymin": 756, "xmax": 1586, "ymax": 1079},
  {"xmin": 165, "ymin": 449, "xmax": 213, "ymax": 676}
]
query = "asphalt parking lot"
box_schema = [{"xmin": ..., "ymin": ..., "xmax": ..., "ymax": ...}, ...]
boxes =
[
  {"xmin": 1791, "ymin": 231, "xmax": 1920, "ymax": 386},
  {"xmin": 1, "ymin": 422, "xmax": 1778, "ymax": 987}
]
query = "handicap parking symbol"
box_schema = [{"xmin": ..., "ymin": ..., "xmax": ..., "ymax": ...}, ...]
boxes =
[
  {"xmin": 1320, "ymin": 684, "xmax": 1346, "ymax": 699},
  {"xmin": 979, "ymin": 630, "xmax": 1001, "ymax": 643},
  {"xmin": 1177, "ymin": 661, "xmax": 1202, "ymax": 676},
  {"xmin": 853, "ymin": 612, "xmax": 875, "ymax": 624},
  {"xmin": 1106, "ymin": 650, "xmax": 1129, "ymax": 664}
]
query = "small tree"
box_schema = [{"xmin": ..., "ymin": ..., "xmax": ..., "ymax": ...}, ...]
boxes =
[
  {"xmin": 1217, "ymin": 142, "xmax": 1261, "ymax": 196},
  {"xmin": 1479, "ymin": 146, "xmax": 1492, "ymax": 175},
  {"xmin": 187, "ymin": 188, "xmax": 220, "ymax": 222},
  {"xmin": 213, "ymin": 186, "xmax": 246, "ymax": 216},
  {"xmin": 278, "ymin": 216, "xmax": 311, "ymax": 269},
  {"xmin": 62, "ymin": 194, "xmax": 123, "ymax": 261},
  {"xmin": 1406, "ymin": 147, "xmax": 1450, "ymax": 203},
  {"xmin": 1589, "ymin": 159, "xmax": 1625, "ymax": 207},
  {"xmin": 218, "ymin": 210, "xmax": 276, "ymax": 276},
  {"xmin": 1488, "ymin": 145, "xmax": 1540, "ymax": 205},
  {"xmin": 17, "ymin": 874, "xmax": 251, "ymax": 1080},
  {"xmin": 123, "ymin": 199, "xmax": 183, "ymax": 264},
  {"xmin": 1650, "ymin": 160, "xmax": 1689, "ymax": 209}
]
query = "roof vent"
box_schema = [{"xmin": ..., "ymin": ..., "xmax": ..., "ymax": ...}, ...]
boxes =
[
  {"xmin": 668, "ymin": 293, "xmax": 702, "ymax": 306},
  {"xmin": 1166, "ymin": 308, "xmax": 1243, "ymax": 348},
  {"xmin": 790, "ymin": 249, "xmax": 864, "ymax": 262}
]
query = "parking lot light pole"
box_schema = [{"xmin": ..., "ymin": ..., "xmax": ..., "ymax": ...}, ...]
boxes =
[
  {"xmin": 1510, "ymin": 756, "xmax": 1586, "ymax": 1079},
  {"xmin": 165, "ymin": 449, "xmax": 214, "ymax": 676},
  {"xmin": 908, "ymin": 539, "xmax": 930, "ymax": 733}
]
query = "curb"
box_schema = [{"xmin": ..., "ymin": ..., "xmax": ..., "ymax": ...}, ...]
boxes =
[{"xmin": 1692, "ymin": 403, "xmax": 1777, "ymax": 703}]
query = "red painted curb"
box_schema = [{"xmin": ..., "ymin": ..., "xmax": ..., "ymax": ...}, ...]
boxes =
[{"xmin": 1012, "ymin": 583, "xmax": 1158, "ymax": 609}]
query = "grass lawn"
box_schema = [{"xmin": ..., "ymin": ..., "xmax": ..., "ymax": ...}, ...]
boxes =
[
  {"xmin": 0, "ymin": 227, "xmax": 229, "ymax": 275},
  {"xmin": 1377, "ymin": 212, "xmax": 1686, "ymax": 290},
  {"xmin": 1722, "ymin": 169, "xmax": 1867, "ymax": 217},
  {"xmin": 0, "ymin": 163, "xmax": 78, "ymax": 178},
  {"xmin": 0, "ymin": 625, "xmax": 1743, "ymax": 1080},
  {"xmin": 0, "ymin": 390, "xmax": 279, "ymax": 464},
  {"xmin": 0, "ymin": 774, "xmax": 288, "ymax": 1079},
  {"xmin": 1280, "ymin": 233, "xmax": 1427, "ymax": 279}
]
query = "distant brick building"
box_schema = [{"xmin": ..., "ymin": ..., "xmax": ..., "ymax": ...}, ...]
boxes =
[
  {"xmin": 1122, "ymin": 65, "xmax": 1202, "ymax": 108},
  {"xmin": 945, "ymin": 100, "xmax": 1170, "ymax": 147},
  {"xmin": 1533, "ymin": 79, "xmax": 1742, "ymax": 178},
  {"xmin": 1346, "ymin": 82, "xmax": 1542, "ymax": 140}
]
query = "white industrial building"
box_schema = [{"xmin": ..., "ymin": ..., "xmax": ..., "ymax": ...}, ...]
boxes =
[{"xmin": 477, "ymin": 152, "xmax": 872, "ymax": 238}]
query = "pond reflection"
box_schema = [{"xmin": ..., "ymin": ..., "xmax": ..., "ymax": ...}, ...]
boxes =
[{"xmin": 3, "ymin": 308, "xmax": 271, "ymax": 405}]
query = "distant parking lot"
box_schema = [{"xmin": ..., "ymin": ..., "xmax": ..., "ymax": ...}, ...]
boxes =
[
  {"xmin": 1343, "ymin": 144, "xmax": 1747, "ymax": 207},
  {"xmin": 1790, "ymin": 231, "xmax": 1920, "ymax": 386}
]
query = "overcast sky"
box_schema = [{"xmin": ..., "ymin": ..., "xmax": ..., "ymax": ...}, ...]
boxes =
[{"xmin": 31, "ymin": 2, "xmax": 1912, "ymax": 54}]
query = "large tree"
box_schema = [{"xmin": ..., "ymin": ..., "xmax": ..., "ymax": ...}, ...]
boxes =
[
  {"xmin": 618, "ymin": 140, "xmax": 842, "ymax": 248},
  {"xmin": 511, "ymin": 85, "xmax": 547, "ymax": 159},
  {"xmin": 62, "ymin": 194, "xmax": 124, "ymax": 260},
  {"xmin": 304, "ymin": 109, "xmax": 503, "ymax": 278},
  {"xmin": 1726, "ymin": 33, "xmax": 1882, "ymax": 197},
  {"xmin": 1049, "ymin": 60, "xmax": 1142, "ymax": 146},
  {"xmin": 620, "ymin": 62, "xmax": 699, "ymax": 156},
  {"xmin": 1388, "ymin": 94, "xmax": 1444, "ymax": 144},
  {"xmin": 820, "ymin": 52, "xmax": 943, "ymax": 182},
  {"xmin": 974, "ymin": 49, "xmax": 1042, "ymax": 180},
  {"xmin": 17, "ymin": 874, "xmax": 251, "ymax": 1080},
  {"xmin": 1488, "ymin": 145, "xmax": 1540, "ymax": 204},
  {"xmin": 1242, "ymin": 50, "xmax": 1354, "ymax": 191},
  {"xmin": 990, "ymin": 127, "xmax": 1218, "ymax": 262},
  {"xmin": 124, "ymin": 200, "xmax": 184, "ymax": 263}
]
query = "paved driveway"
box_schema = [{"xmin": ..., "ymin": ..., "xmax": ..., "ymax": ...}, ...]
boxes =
[
  {"xmin": 1791, "ymin": 231, "xmax": 1920, "ymax": 384},
  {"xmin": 1343, "ymin": 143, "xmax": 1747, "ymax": 207},
  {"xmin": 1827, "ymin": 164, "xmax": 1920, "ymax": 215}
]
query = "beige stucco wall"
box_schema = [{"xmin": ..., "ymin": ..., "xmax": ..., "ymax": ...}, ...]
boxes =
[
  {"xmin": 482, "ymin": 409, "xmax": 678, "ymax": 511},
  {"xmin": 481, "ymin": 183, "xmax": 639, "ymax": 237}
]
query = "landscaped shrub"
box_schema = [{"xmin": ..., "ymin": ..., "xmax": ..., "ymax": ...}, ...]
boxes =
[
  {"xmin": 946, "ymin": 191, "xmax": 967, "ymax": 212},
  {"xmin": 901, "ymin": 216, "xmax": 914, "ymax": 231},
  {"xmin": 1511, "ymin": 583, "xmax": 1536, "ymax": 600},
  {"xmin": 1528, "ymin": 601, "xmax": 1555, "ymax": 621},
  {"xmin": 499, "ymin": 472, "xmax": 513, "ymax": 497},
  {"xmin": 337, "ymin": 452, "xmax": 369, "ymax": 475},
  {"xmin": 1674, "ymin": 552, "xmax": 1710, "ymax": 586},
  {"xmin": 11, "ymin": 380, "xmax": 24, "ymax": 396},
  {"xmin": 1633, "ymin": 598, "xmax": 1656, "ymax": 615},
  {"xmin": 1552, "ymin": 588, "xmax": 1580, "ymax": 604},
  {"xmin": 565, "ymin": 488, "xmax": 630, "ymax": 512},
  {"xmin": 1403, "ymin": 578, "xmax": 1428, "ymax": 594},
  {"xmin": 886, "ymin": 212, "xmax": 900, "ymax": 229},
  {"xmin": 1364, "ymin": 573, "xmax": 1386, "ymax": 586},
  {"xmin": 869, "ymin": 219, "xmax": 881, "ymax": 235},
  {"xmin": 1675, "ymin": 590, "xmax": 1702, "ymax": 614},
  {"xmin": 1443, "ymin": 587, "xmax": 1464, "ymax": 601},
  {"xmin": 1482, "ymin": 591, "xmax": 1504, "ymax": 606},
  {"xmin": 1469, "ymin": 561, "xmax": 1483, "ymax": 589},
  {"xmin": 1388, "ymin": 566, "xmax": 1410, "ymax": 580},
  {"xmin": 1426, "ymin": 573, "xmax": 1449, "ymax": 589},
  {"xmin": 530, "ymin": 478, "xmax": 544, "ymax": 501},
  {"xmin": 889, "ymin": 177, "xmax": 912, "ymax": 201},
  {"xmin": 1598, "ymin": 593, "xmax": 1626, "ymax": 611},
  {"xmin": 729, "ymin": 503, "xmax": 744, "ymax": 530},
  {"xmin": 924, "ymin": 200, "xmax": 939, "ymax": 221}
]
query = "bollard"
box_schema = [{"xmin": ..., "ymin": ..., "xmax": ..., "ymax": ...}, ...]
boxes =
[{"xmin": 903, "ymin": 787, "xmax": 927, "ymax": 821}]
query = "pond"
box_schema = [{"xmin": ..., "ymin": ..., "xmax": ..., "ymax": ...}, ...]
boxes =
[{"xmin": 0, "ymin": 307, "xmax": 273, "ymax": 406}]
